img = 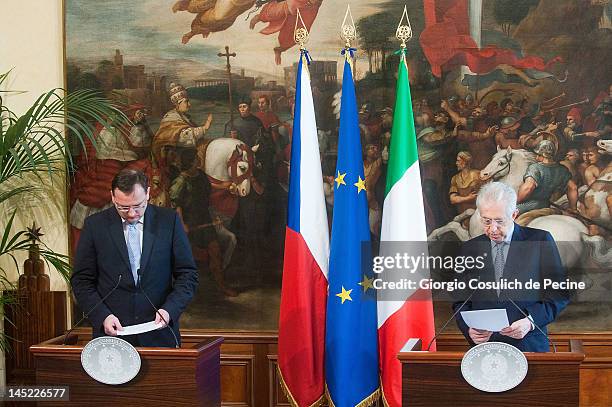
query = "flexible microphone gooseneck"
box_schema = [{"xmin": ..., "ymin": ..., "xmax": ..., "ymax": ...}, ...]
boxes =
[
  {"xmin": 426, "ymin": 277, "xmax": 479, "ymax": 351},
  {"xmin": 501, "ymin": 291, "xmax": 557, "ymax": 353},
  {"xmin": 137, "ymin": 270, "xmax": 180, "ymax": 349},
  {"xmin": 63, "ymin": 274, "xmax": 123, "ymax": 345}
]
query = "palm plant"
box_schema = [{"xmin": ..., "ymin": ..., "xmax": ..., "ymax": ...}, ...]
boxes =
[{"xmin": 0, "ymin": 70, "xmax": 126, "ymax": 350}]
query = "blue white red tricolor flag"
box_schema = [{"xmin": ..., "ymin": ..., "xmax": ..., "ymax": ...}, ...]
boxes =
[{"xmin": 277, "ymin": 50, "xmax": 330, "ymax": 407}]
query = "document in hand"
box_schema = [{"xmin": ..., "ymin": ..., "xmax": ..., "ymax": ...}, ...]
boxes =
[
  {"xmin": 116, "ymin": 321, "xmax": 164, "ymax": 336},
  {"xmin": 460, "ymin": 309, "xmax": 510, "ymax": 332}
]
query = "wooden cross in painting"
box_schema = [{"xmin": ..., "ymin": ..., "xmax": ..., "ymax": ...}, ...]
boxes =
[{"xmin": 217, "ymin": 45, "xmax": 236, "ymax": 123}]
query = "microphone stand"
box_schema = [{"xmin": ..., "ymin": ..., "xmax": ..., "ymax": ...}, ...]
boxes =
[
  {"xmin": 501, "ymin": 290, "xmax": 557, "ymax": 353},
  {"xmin": 426, "ymin": 280, "xmax": 478, "ymax": 351},
  {"xmin": 63, "ymin": 274, "xmax": 123, "ymax": 345},
  {"xmin": 137, "ymin": 270, "xmax": 180, "ymax": 349}
]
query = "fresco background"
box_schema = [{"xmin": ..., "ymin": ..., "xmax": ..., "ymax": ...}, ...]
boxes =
[{"xmin": 66, "ymin": 0, "xmax": 612, "ymax": 331}]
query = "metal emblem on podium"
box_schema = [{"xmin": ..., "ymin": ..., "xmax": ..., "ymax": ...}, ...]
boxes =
[
  {"xmin": 461, "ymin": 342, "xmax": 528, "ymax": 392},
  {"xmin": 81, "ymin": 336, "xmax": 141, "ymax": 385}
]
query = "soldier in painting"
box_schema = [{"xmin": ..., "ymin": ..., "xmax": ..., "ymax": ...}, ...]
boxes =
[
  {"xmin": 363, "ymin": 143, "xmax": 383, "ymax": 237},
  {"xmin": 443, "ymin": 100, "xmax": 498, "ymax": 170},
  {"xmin": 417, "ymin": 109, "xmax": 456, "ymax": 229},
  {"xmin": 560, "ymin": 148, "xmax": 583, "ymax": 186},
  {"xmin": 582, "ymin": 146, "xmax": 609, "ymax": 187},
  {"xmin": 516, "ymin": 140, "xmax": 577, "ymax": 214},
  {"xmin": 495, "ymin": 116, "xmax": 522, "ymax": 149},
  {"xmin": 449, "ymin": 151, "xmax": 482, "ymax": 215},
  {"xmin": 170, "ymin": 149, "xmax": 237, "ymax": 296}
]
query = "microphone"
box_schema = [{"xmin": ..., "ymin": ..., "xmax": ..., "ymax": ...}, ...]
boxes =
[
  {"xmin": 501, "ymin": 290, "xmax": 557, "ymax": 352},
  {"xmin": 426, "ymin": 276, "xmax": 479, "ymax": 351},
  {"xmin": 64, "ymin": 274, "xmax": 123, "ymax": 345},
  {"xmin": 136, "ymin": 270, "xmax": 180, "ymax": 349}
]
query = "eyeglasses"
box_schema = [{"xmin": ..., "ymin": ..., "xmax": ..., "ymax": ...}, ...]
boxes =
[
  {"xmin": 114, "ymin": 199, "xmax": 147, "ymax": 213},
  {"xmin": 480, "ymin": 217, "xmax": 507, "ymax": 227}
]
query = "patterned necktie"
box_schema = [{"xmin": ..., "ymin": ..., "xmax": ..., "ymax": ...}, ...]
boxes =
[
  {"xmin": 126, "ymin": 223, "xmax": 141, "ymax": 284},
  {"xmin": 494, "ymin": 242, "xmax": 505, "ymax": 295}
]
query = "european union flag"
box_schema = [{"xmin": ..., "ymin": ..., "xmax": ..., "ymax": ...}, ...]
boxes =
[{"xmin": 325, "ymin": 51, "xmax": 379, "ymax": 407}]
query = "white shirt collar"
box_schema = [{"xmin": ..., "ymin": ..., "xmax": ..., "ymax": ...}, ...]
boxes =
[{"xmin": 122, "ymin": 213, "xmax": 145, "ymax": 227}]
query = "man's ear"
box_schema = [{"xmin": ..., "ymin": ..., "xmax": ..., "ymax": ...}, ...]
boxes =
[
  {"xmin": 146, "ymin": 187, "xmax": 151, "ymax": 200},
  {"xmin": 110, "ymin": 190, "xmax": 115, "ymax": 203}
]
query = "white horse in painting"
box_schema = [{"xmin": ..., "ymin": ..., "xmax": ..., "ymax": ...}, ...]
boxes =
[
  {"xmin": 202, "ymin": 137, "xmax": 256, "ymax": 197},
  {"xmin": 198, "ymin": 137, "xmax": 258, "ymax": 269},
  {"xmin": 580, "ymin": 140, "xmax": 612, "ymax": 230},
  {"xmin": 429, "ymin": 146, "xmax": 610, "ymax": 267},
  {"xmin": 478, "ymin": 146, "xmax": 536, "ymax": 191}
]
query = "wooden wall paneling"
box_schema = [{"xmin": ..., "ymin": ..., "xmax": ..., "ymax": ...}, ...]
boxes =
[
  {"xmin": 4, "ymin": 291, "xmax": 66, "ymax": 384},
  {"xmin": 220, "ymin": 353, "xmax": 254, "ymax": 407},
  {"xmin": 253, "ymin": 343, "xmax": 271, "ymax": 407},
  {"xmin": 580, "ymin": 364, "xmax": 612, "ymax": 407},
  {"xmin": 184, "ymin": 331, "xmax": 279, "ymax": 407},
  {"xmin": 268, "ymin": 355, "xmax": 290, "ymax": 407}
]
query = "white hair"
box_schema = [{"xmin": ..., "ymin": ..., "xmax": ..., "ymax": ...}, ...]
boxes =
[{"xmin": 476, "ymin": 182, "xmax": 517, "ymax": 218}]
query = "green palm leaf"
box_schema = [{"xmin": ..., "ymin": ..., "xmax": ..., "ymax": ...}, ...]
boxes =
[
  {"xmin": 0, "ymin": 85, "xmax": 127, "ymax": 185},
  {"xmin": 0, "ymin": 70, "xmax": 129, "ymax": 307}
]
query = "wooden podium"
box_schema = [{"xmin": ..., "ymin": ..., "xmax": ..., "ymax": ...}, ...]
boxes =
[
  {"xmin": 399, "ymin": 339, "xmax": 585, "ymax": 407},
  {"xmin": 30, "ymin": 332, "xmax": 223, "ymax": 406}
]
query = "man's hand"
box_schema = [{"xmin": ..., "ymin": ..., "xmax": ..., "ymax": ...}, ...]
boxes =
[
  {"xmin": 203, "ymin": 113, "xmax": 213, "ymax": 131},
  {"xmin": 155, "ymin": 309, "xmax": 171, "ymax": 328},
  {"xmin": 103, "ymin": 314, "xmax": 123, "ymax": 336},
  {"xmin": 500, "ymin": 317, "xmax": 532, "ymax": 340},
  {"xmin": 545, "ymin": 121, "xmax": 559, "ymax": 132},
  {"xmin": 469, "ymin": 328, "xmax": 492, "ymax": 344},
  {"xmin": 485, "ymin": 125, "xmax": 499, "ymax": 137},
  {"xmin": 465, "ymin": 192, "xmax": 478, "ymax": 202}
]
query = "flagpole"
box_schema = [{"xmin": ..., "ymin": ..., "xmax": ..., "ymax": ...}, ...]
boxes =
[
  {"xmin": 324, "ymin": 6, "xmax": 380, "ymax": 407},
  {"xmin": 396, "ymin": 6, "xmax": 413, "ymax": 51},
  {"xmin": 377, "ymin": 7, "xmax": 436, "ymax": 407},
  {"xmin": 341, "ymin": 4, "xmax": 357, "ymax": 73},
  {"xmin": 277, "ymin": 12, "xmax": 331, "ymax": 407}
]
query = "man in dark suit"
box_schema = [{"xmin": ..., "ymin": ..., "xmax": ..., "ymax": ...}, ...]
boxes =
[
  {"xmin": 454, "ymin": 181, "xmax": 569, "ymax": 352},
  {"xmin": 71, "ymin": 169, "xmax": 198, "ymax": 347}
]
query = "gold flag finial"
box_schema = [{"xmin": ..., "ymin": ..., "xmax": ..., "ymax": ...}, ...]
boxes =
[
  {"xmin": 341, "ymin": 4, "xmax": 356, "ymax": 49},
  {"xmin": 396, "ymin": 5, "xmax": 413, "ymax": 49},
  {"xmin": 293, "ymin": 8, "xmax": 309, "ymax": 49}
]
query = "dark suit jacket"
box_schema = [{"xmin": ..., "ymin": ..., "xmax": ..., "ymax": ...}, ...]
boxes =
[
  {"xmin": 453, "ymin": 224, "xmax": 569, "ymax": 352},
  {"xmin": 71, "ymin": 205, "xmax": 198, "ymax": 347}
]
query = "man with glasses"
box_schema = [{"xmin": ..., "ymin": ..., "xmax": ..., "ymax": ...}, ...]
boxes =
[
  {"xmin": 71, "ymin": 169, "xmax": 198, "ymax": 347},
  {"xmin": 453, "ymin": 182, "xmax": 569, "ymax": 352}
]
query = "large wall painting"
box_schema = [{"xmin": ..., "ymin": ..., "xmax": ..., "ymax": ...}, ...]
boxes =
[{"xmin": 66, "ymin": 0, "xmax": 612, "ymax": 331}]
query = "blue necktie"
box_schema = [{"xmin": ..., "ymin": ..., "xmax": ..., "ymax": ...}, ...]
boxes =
[{"xmin": 127, "ymin": 223, "xmax": 141, "ymax": 284}]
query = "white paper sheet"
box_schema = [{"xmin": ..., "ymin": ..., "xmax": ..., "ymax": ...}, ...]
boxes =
[
  {"xmin": 460, "ymin": 309, "xmax": 510, "ymax": 332},
  {"xmin": 116, "ymin": 320, "xmax": 164, "ymax": 336}
]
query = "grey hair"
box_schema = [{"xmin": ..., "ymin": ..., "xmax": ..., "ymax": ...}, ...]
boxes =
[{"xmin": 476, "ymin": 182, "xmax": 517, "ymax": 218}]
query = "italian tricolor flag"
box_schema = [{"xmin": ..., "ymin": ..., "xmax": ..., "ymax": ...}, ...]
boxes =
[{"xmin": 377, "ymin": 49, "xmax": 436, "ymax": 407}]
